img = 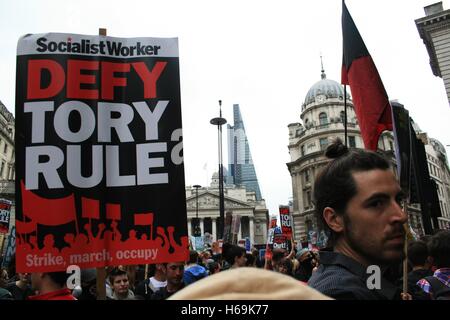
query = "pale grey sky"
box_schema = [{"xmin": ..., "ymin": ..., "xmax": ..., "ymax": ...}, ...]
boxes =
[{"xmin": 1, "ymin": 0, "xmax": 449, "ymax": 216}]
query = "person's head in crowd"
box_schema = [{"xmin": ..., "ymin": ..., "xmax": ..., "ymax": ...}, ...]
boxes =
[
  {"xmin": 188, "ymin": 250, "xmax": 200, "ymax": 265},
  {"xmin": 76, "ymin": 268, "xmax": 97, "ymax": 300},
  {"xmin": 0, "ymin": 268, "xmax": 9, "ymax": 287},
  {"xmin": 408, "ymin": 240, "xmax": 431, "ymax": 270},
  {"xmin": 108, "ymin": 267, "xmax": 131, "ymax": 300},
  {"xmin": 295, "ymin": 248, "xmax": 316, "ymax": 278},
  {"xmin": 271, "ymin": 249, "xmax": 286, "ymax": 270},
  {"xmin": 16, "ymin": 272, "xmax": 31, "ymax": 286},
  {"xmin": 0, "ymin": 268, "xmax": 12, "ymax": 300},
  {"xmin": 164, "ymin": 262, "xmax": 185, "ymax": 290},
  {"xmin": 245, "ymin": 253, "xmax": 255, "ymax": 267},
  {"xmin": 153, "ymin": 264, "xmax": 167, "ymax": 281},
  {"xmin": 427, "ymin": 230, "xmax": 450, "ymax": 269},
  {"xmin": 150, "ymin": 261, "xmax": 186, "ymax": 300},
  {"xmin": 200, "ymin": 250, "xmax": 212, "ymax": 264},
  {"xmin": 31, "ymin": 272, "xmax": 68, "ymax": 292},
  {"xmin": 296, "ymin": 248, "xmax": 311, "ymax": 263},
  {"xmin": 222, "ymin": 243, "xmax": 247, "ymax": 269},
  {"xmin": 206, "ymin": 259, "xmax": 221, "ymax": 275},
  {"xmin": 313, "ymin": 138, "xmax": 407, "ymax": 266},
  {"xmin": 29, "ymin": 271, "xmax": 75, "ymax": 300},
  {"xmin": 184, "ymin": 251, "xmax": 208, "ymax": 285},
  {"xmin": 105, "ymin": 265, "xmax": 118, "ymax": 280},
  {"xmin": 275, "ymin": 258, "xmax": 293, "ymax": 276}
]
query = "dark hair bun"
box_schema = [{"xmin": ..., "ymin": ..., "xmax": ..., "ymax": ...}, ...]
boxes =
[{"xmin": 325, "ymin": 137, "xmax": 349, "ymax": 159}]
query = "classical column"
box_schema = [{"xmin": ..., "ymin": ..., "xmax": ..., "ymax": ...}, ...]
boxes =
[
  {"xmin": 212, "ymin": 218, "xmax": 217, "ymax": 241},
  {"xmin": 249, "ymin": 217, "xmax": 255, "ymax": 244},
  {"xmin": 200, "ymin": 218, "xmax": 204, "ymax": 236},
  {"xmin": 188, "ymin": 218, "xmax": 192, "ymax": 237},
  {"xmin": 237, "ymin": 218, "xmax": 242, "ymax": 242},
  {"xmin": 262, "ymin": 218, "xmax": 268, "ymax": 244}
]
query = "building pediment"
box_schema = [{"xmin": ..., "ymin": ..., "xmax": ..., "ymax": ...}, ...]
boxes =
[{"xmin": 186, "ymin": 191, "xmax": 254, "ymax": 210}]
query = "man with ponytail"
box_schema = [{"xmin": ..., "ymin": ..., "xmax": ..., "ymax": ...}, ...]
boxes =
[{"xmin": 308, "ymin": 138, "xmax": 408, "ymax": 300}]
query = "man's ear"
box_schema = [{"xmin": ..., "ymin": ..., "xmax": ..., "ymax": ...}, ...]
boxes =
[{"xmin": 323, "ymin": 207, "xmax": 344, "ymax": 233}]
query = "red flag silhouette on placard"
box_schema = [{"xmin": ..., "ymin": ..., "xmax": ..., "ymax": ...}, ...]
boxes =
[
  {"xmin": 134, "ymin": 213, "xmax": 154, "ymax": 225},
  {"xmin": 341, "ymin": 1, "xmax": 392, "ymax": 150},
  {"xmin": 21, "ymin": 180, "xmax": 76, "ymax": 226},
  {"xmin": 106, "ymin": 203, "xmax": 121, "ymax": 220},
  {"xmin": 82, "ymin": 197, "xmax": 100, "ymax": 219},
  {"xmin": 15, "ymin": 219, "xmax": 37, "ymax": 234}
]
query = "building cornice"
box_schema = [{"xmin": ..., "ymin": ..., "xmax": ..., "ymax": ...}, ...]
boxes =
[
  {"xmin": 416, "ymin": 10, "xmax": 450, "ymax": 77},
  {"xmin": 286, "ymin": 151, "xmax": 328, "ymax": 171},
  {"xmin": 186, "ymin": 190, "xmax": 255, "ymax": 209},
  {"xmin": 301, "ymin": 100, "xmax": 354, "ymax": 117},
  {"xmin": 288, "ymin": 127, "xmax": 360, "ymax": 149}
]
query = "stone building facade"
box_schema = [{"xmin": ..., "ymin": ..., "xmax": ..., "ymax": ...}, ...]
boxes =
[
  {"xmin": 186, "ymin": 173, "xmax": 268, "ymax": 245},
  {"xmin": 416, "ymin": 2, "xmax": 450, "ymax": 104},
  {"xmin": 286, "ymin": 72, "xmax": 429, "ymax": 242}
]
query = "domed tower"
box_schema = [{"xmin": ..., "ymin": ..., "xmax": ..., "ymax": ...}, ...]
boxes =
[{"xmin": 287, "ymin": 69, "xmax": 364, "ymax": 242}]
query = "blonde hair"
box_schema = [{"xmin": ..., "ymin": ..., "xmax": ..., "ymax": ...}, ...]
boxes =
[{"xmin": 292, "ymin": 258, "xmax": 300, "ymax": 273}]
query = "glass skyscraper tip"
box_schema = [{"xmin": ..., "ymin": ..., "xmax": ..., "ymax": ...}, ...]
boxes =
[{"xmin": 227, "ymin": 104, "xmax": 262, "ymax": 200}]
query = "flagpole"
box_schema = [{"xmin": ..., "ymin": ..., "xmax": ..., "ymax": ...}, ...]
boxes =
[
  {"xmin": 144, "ymin": 264, "xmax": 149, "ymax": 282},
  {"xmin": 0, "ymin": 235, "xmax": 5, "ymax": 262},
  {"xmin": 96, "ymin": 26, "xmax": 108, "ymax": 302},
  {"xmin": 344, "ymin": 85, "xmax": 348, "ymax": 147},
  {"xmin": 402, "ymin": 200, "xmax": 410, "ymax": 296}
]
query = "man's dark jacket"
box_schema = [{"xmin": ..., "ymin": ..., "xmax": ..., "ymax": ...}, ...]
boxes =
[{"xmin": 308, "ymin": 251, "xmax": 402, "ymax": 300}]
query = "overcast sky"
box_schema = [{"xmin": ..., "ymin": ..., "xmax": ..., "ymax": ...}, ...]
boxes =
[{"xmin": 1, "ymin": 0, "xmax": 450, "ymax": 216}]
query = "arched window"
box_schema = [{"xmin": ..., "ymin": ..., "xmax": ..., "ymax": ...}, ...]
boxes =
[
  {"xmin": 319, "ymin": 112, "xmax": 328, "ymax": 125},
  {"xmin": 320, "ymin": 137, "xmax": 329, "ymax": 150}
]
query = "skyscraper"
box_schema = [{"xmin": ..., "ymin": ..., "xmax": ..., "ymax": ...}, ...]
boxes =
[{"xmin": 227, "ymin": 104, "xmax": 262, "ymax": 200}]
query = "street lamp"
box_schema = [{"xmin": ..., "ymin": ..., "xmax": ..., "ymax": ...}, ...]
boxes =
[
  {"xmin": 193, "ymin": 184, "xmax": 202, "ymax": 237},
  {"xmin": 210, "ymin": 100, "xmax": 227, "ymax": 240}
]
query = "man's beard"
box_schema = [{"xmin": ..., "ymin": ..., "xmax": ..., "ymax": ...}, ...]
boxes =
[{"xmin": 343, "ymin": 214, "xmax": 404, "ymax": 266}]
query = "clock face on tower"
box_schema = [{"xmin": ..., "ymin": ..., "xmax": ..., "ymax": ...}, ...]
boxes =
[{"xmin": 316, "ymin": 94, "xmax": 326, "ymax": 103}]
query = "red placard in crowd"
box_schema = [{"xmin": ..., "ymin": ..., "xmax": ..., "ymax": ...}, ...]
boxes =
[
  {"xmin": 0, "ymin": 199, "xmax": 12, "ymax": 234},
  {"xmin": 279, "ymin": 206, "xmax": 292, "ymax": 238}
]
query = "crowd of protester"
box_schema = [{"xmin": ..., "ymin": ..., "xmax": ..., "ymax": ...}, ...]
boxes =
[
  {"xmin": 0, "ymin": 229, "xmax": 448, "ymax": 300},
  {"xmin": 1, "ymin": 139, "xmax": 449, "ymax": 300}
]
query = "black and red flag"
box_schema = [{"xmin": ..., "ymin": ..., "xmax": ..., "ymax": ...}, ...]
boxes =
[{"xmin": 341, "ymin": 1, "xmax": 392, "ymax": 151}]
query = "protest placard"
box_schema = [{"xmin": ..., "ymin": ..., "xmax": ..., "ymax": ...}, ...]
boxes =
[
  {"xmin": 0, "ymin": 199, "xmax": 12, "ymax": 234},
  {"xmin": 15, "ymin": 33, "xmax": 188, "ymax": 272}
]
